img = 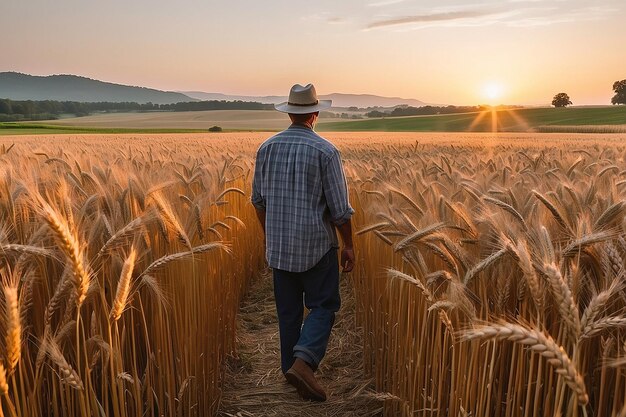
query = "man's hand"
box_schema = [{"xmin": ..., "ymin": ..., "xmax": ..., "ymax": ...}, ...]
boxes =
[{"xmin": 340, "ymin": 247, "xmax": 355, "ymax": 272}]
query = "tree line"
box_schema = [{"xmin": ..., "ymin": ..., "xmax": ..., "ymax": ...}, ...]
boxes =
[{"xmin": 0, "ymin": 98, "xmax": 274, "ymax": 121}]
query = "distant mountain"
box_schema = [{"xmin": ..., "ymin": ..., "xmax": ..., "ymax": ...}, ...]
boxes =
[
  {"xmin": 0, "ymin": 72, "xmax": 195, "ymax": 104},
  {"xmin": 0, "ymin": 71, "xmax": 428, "ymax": 108},
  {"xmin": 181, "ymin": 91, "xmax": 427, "ymax": 109}
]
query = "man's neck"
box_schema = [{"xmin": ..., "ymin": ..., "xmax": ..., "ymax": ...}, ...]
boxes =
[{"xmin": 290, "ymin": 122, "xmax": 314, "ymax": 130}]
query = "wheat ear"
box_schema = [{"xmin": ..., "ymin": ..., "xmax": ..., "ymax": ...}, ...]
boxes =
[
  {"xmin": 96, "ymin": 211, "xmax": 155, "ymax": 259},
  {"xmin": 45, "ymin": 337, "xmax": 84, "ymax": 390},
  {"xmin": 463, "ymin": 248, "xmax": 507, "ymax": 285},
  {"xmin": 151, "ymin": 191, "xmax": 192, "ymax": 250},
  {"xmin": 532, "ymin": 190, "xmax": 570, "ymax": 232},
  {"xmin": 110, "ymin": 247, "xmax": 137, "ymax": 322},
  {"xmin": 394, "ymin": 222, "xmax": 446, "ymax": 251},
  {"xmin": 460, "ymin": 322, "xmax": 588, "ymax": 405},
  {"xmin": 37, "ymin": 199, "xmax": 90, "ymax": 308},
  {"xmin": 389, "ymin": 187, "xmax": 424, "ymax": 215},
  {"xmin": 356, "ymin": 222, "xmax": 391, "ymax": 235},
  {"xmin": 593, "ymin": 201, "xmax": 625, "ymax": 230},
  {"xmin": 580, "ymin": 316, "xmax": 626, "ymax": 340},
  {"xmin": 140, "ymin": 243, "xmax": 229, "ymax": 277},
  {"xmin": 483, "ymin": 196, "xmax": 528, "ymax": 231},
  {"xmin": 0, "ymin": 244, "xmax": 55, "ymax": 260},
  {"xmin": 4, "ymin": 286, "xmax": 21, "ymax": 373},
  {"xmin": 386, "ymin": 268, "xmax": 433, "ymax": 301},
  {"xmin": 562, "ymin": 231, "xmax": 616, "ymax": 258},
  {"xmin": 0, "ymin": 362, "xmax": 8, "ymax": 396},
  {"xmin": 542, "ymin": 263, "xmax": 581, "ymax": 342},
  {"xmin": 580, "ymin": 278, "xmax": 623, "ymax": 337},
  {"xmin": 509, "ymin": 240, "xmax": 543, "ymax": 309}
]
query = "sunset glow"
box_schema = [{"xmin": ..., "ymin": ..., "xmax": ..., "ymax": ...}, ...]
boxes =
[
  {"xmin": 1, "ymin": 0, "xmax": 626, "ymax": 105},
  {"xmin": 482, "ymin": 82, "xmax": 505, "ymax": 104}
]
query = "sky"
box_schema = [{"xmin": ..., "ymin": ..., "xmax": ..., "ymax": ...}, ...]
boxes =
[{"xmin": 1, "ymin": 0, "xmax": 625, "ymax": 106}]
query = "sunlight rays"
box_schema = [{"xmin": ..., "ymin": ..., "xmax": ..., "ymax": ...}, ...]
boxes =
[
  {"xmin": 504, "ymin": 108, "xmax": 532, "ymax": 131},
  {"xmin": 467, "ymin": 110, "xmax": 489, "ymax": 132},
  {"xmin": 467, "ymin": 107, "xmax": 531, "ymax": 133}
]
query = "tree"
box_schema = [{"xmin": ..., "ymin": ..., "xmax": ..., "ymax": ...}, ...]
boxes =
[
  {"xmin": 612, "ymin": 79, "xmax": 626, "ymax": 105},
  {"xmin": 552, "ymin": 93, "xmax": 572, "ymax": 108},
  {"xmin": 0, "ymin": 99, "xmax": 12, "ymax": 115}
]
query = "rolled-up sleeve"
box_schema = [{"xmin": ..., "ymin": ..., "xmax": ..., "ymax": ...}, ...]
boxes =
[
  {"xmin": 251, "ymin": 152, "xmax": 265, "ymax": 210},
  {"xmin": 321, "ymin": 150, "xmax": 354, "ymax": 225}
]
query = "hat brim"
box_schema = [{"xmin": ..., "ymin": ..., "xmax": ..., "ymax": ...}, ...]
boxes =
[{"xmin": 274, "ymin": 100, "xmax": 332, "ymax": 114}]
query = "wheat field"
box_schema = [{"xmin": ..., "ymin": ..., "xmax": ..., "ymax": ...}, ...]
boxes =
[
  {"xmin": 1, "ymin": 132, "xmax": 626, "ymax": 416},
  {"xmin": 41, "ymin": 111, "xmax": 292, "ymax": 130}
]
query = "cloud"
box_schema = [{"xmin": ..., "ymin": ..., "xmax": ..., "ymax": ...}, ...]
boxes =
[
  {"xmin": 506, "ymin": 6, "xmax": 618, "ymax": 26},
  {"xmin": 365, "ymin": 2, "xmax": 619, "ymax": 30},
  {"xmin": 366, "ymin": 9, "xmax": 506, "ymax": 29},
  {"xmin": 327, "ymin": 17, "xmax": 347, "ymax": 24},
  {"xmin": 368, "ymin": 0, "xmax": 407, "ymax": 7}
]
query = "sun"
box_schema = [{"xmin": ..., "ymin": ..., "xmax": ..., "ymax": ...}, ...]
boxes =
[{"xmin": 482, "ymin": 82, "xmax": 504, "ymax": 104}]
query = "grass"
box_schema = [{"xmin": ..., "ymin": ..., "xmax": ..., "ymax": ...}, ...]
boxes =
[{"xmin": 317, "ymin": 106, "xmax": 626, "ymax": 132}]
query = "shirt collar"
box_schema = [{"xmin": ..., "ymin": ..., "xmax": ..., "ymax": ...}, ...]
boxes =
[{"xmin": 288, "ymin": 123, "xmax": 314, "ymax": 131}]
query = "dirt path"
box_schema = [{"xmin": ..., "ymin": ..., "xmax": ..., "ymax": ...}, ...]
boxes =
[{"xmin": 217, "ymin": 270, "xmax": 382, "ymax": 417}]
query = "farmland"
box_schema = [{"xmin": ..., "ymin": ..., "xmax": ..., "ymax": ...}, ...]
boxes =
[
  {"xmin": 1, "ymin": 132, "xmax": 626, "ymax": 416},
  {"xmin": 2, "ymin": 106, "xmax": 626, "ymax": 135},
  {"xmin": 318, "ymin": 106, "xmax": 626, "ymax": 132},
  {"xmin": 10, "ymin": 110, "xmax": 292, "ymax": 132}
]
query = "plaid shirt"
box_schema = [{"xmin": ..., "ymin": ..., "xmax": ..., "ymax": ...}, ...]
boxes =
[{"xmin": 251, "ymin": 125, "xmax": 354, "ymax": 272}]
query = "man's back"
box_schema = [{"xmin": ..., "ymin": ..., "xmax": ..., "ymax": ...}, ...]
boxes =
[{"xmin": 252, "ymin": 125, "xmax": 352, "ymax": 272}]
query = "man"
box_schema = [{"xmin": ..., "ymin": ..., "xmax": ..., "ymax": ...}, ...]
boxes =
[{"xmin": 251, "ymin": 83, "xmax": 355, "ymax": 402}]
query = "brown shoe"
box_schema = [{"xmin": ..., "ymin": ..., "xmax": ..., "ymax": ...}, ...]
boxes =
[{"xmin": 285, "ymin": 358, "xmax": 327, "ymax": 402}]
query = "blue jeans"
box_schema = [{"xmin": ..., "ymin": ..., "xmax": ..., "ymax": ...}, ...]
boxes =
[{"xmin": 273, "ymin": 249, "xmax": 341, "ymax": 374}]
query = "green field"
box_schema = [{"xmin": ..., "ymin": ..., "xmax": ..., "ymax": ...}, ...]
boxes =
[
  {"xmin": 2, "ymin": 106, "xmax": 625, "ymax": 135},
  {"xmin": 0, "ymin": 123, "xmax": 223, "ymax": 135},
  {"xmin": 317, "ymin": 106, "xmax": 626, "ymax": 132}
]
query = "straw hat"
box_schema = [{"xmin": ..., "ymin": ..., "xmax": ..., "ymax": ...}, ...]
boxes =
[{"xmin": 274, "ymin": 84, "xmax": 332, "ymax": 114}]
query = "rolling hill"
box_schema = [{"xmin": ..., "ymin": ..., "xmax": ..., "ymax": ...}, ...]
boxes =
[
  {"xmin": 0, "ymin": 72, "xmax": 428, "ymax": 108},
  {"xmin": 181, "ymin": 91, "xmax": 427, "ymax": 108},
  {"xmin": 0, "ymin": 72, "xmax": 195, "ymax": 104}
]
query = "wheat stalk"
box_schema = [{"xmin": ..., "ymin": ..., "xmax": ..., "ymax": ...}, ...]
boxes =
[{"xmin": 460, "ymin": 322, "xmax": 588, "ymax": 405}]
